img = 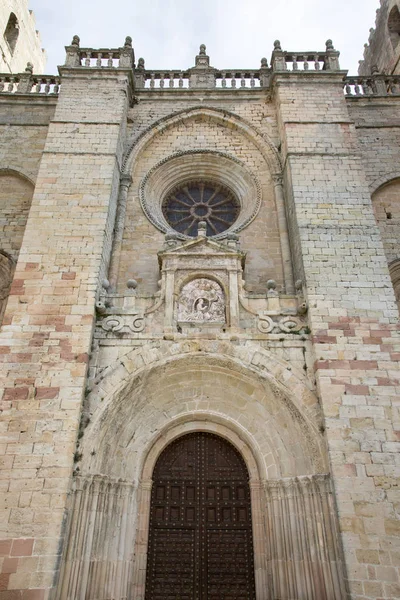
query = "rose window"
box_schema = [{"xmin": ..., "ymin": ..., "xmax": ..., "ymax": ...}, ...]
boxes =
[{"xmin": 162, "ymin": 182, "xmax": 240, "ymax": 237}]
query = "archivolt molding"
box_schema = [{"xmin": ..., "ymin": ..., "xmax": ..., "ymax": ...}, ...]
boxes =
[
  {"xmin": 0, "ymin": 166, "xmax": 35, "ymax": 187},
  {"xmin": 139, "ymin": 149, "xmax": 262, "ymax": 239},
  {"xmin": 369, "ymin": 171, "xmax": 400, "ymax": 195},
  {"xmin": 122, "ymin": 105, "xmax": 282, "ymax": 176},
  {"xmin": 141, "ymin": 416, "xmax": 262, "ymax": 483},
  {"xmin": 81, "ymin": 340, "xmax": 326, "ymax": 476}
]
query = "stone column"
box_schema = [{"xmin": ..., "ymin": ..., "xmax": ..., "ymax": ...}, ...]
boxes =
[
  {"xmin": 273, "ymin": 64, "xmax": 400, "ymax": 599},
  {"xmin": 108, "ymin": 173, "xmax": 132, "ymax": 290},
  {"xmin": 56, "ymin": 476, "xmax": 136, "ymax": 599},
  {"xmin": 264, "ymin": 476, "xmax": 346, "ymax": 600},
  {"xmin": 132, "ymin": 480, "xmax": 153, "ymax": 600},
  {"xmin": 249, "ymin": 480, "xmax": 270, "ymax": 600},
  {"xmin": 0, "ymin": 49, "xmax": 133, "ymax": 598},
  {"xmin": 272, "ymin": 174, "xmax": 295, "ymax": 293}
]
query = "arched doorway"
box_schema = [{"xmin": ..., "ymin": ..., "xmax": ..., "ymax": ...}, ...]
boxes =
[{"xmin": 145, "ymin": 432, "xmax": 256, "ymax": 599}]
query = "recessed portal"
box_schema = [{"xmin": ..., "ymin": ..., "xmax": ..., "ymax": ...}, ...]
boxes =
[{"xmin": 145, "ymin": 432, "xmax": 256, "ymax": 599}]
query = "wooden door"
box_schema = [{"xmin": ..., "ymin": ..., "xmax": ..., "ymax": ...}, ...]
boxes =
[{"xmin": 145, "ymin": 432, "xmax": 256, "ymax": 600}]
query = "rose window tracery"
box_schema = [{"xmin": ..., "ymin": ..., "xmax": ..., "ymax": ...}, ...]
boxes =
[{"xmin": 162, "ymin": 181, "xmax": 240, "ymax": 237}]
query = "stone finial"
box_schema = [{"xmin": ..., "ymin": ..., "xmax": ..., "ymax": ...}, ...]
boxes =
[
  {"xmin": 260, "ymin": 57, "xmax": 268, "ymax": 68},
  {"xmin": 226, "ymin": 233, "xmax": 239, "ymax": 249},
  {"xmin": 324, "ymin": 39, "xmax": 340, "ymax": 71},
  {"xmin": 65, "ymin": 35, "xmax": 81, "ymax": 67},
  {"xmin": 190, "ymin": 43, "xmax": 215, "ymax": 88},
  {"xmin": 127, "ymin": 279, "xmax": 138, "ymax": 290},
  {"xmin": 101, "ymin": 278, "xmax": 110, "ymax": 290},
  {"xmin": 134, "ymin": 58, "xmax": 146, "ymax": 88},
  {"xmin": 17, "ymin": 62, "xmax": 34, "ymax": 93},
  {"xmin": 119, "ymin": 35, "xmax": 135, "ymax": 68},
  {"xmin": 197, "ymin": 221, "xmax": 207, "ymax": 237},
  {"xmin": 267, "ymin": 279, "xmax": 277, "ymax": 291},
  {"xmin": 164, "ymin": 232, "xmax": 181, "ymax": 248},
  {"xmin": 271, "ymin": 40, "xmax": 286, "ymax": 71}
]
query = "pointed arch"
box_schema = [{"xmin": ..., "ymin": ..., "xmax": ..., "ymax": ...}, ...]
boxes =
[{"xmin": 122, "ymin": 105, "xmax": 282, "ymax": 176}]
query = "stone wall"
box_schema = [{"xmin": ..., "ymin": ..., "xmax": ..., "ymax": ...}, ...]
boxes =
[
  {"xmin": 118, "ymin": 96, "xmax": 284, "ymax": 295},
  {"xmin": 0, "ymin": 58, "xmax": 133, "ymax": 597},
  {"xmin": 0, "ymin": 97, "xmax": 55, "ymax": 325},
  {"xmin": 274, "ymin": 67, "xmax": 400, "ymax": 600},
  {"xmin": 359, "ymin": 0, "xmax": 400, "ymax": 75},
  {"xmin": 0, "ymin": 36, "xmax": 399, "ymax": 600}
]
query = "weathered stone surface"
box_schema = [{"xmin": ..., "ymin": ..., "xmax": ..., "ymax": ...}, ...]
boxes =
[{"xmin": 0, "ymin": 16, "xmax": 399, "ymax": 600}]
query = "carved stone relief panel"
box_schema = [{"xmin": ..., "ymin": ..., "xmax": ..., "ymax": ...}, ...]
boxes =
[{"xmin": 177, "ymin": 278, "xmax": 225, "ymax": 323}]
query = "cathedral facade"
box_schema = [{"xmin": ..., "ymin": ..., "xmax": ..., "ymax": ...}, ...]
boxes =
[{"xmin": 0, "ymin": 2, "xmax": 400, "ymax": 599}]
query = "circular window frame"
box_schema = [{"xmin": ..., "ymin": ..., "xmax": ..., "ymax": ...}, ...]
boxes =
[
  {"xmin": 139, "ymin": 150, "xmax": 262, "ymax": 241},
  {"xmin": 162, "ymin": 179, "xmax": 240, "ymax": 238}
]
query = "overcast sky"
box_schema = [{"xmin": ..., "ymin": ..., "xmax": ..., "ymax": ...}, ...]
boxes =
[{"xmin": 31, "ymin": 0, "xmax": 379, "ymax": 75}]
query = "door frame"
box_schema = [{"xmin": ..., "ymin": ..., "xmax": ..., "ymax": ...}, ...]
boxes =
[{"xmin": 131, "ymin": 417, "xmax": 270, "ymax": 600}]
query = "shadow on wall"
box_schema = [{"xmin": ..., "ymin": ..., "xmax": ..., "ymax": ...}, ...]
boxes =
[
  {"xmin": 0, "ymin": 171, "xmax": 35, "ymax": 326},
  {"xmin": 371, "ymin": 177, "xmax": 400, "ymax": 312}
]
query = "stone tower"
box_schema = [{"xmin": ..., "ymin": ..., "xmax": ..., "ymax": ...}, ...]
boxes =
[
  {"xmin": 0, "ymin": 0, "xmax": 46, "ymax": 74},
  {"xmin": 359, "ymin": 0, "xmax": 400, "ymax": 75},
  {"xmin": 0, "ymin": 15, "xmax": 399, "ymax": 600}
]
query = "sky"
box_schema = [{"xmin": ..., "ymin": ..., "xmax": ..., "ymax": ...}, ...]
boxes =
[{"xmin": 31, "ymin": 0, "xmax": 380, "ymax": 76}]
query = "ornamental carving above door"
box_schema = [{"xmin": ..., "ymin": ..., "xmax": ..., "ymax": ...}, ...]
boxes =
[{"xmin": 145, "ymin": 432, "xmax": 256, "ymax": 600}]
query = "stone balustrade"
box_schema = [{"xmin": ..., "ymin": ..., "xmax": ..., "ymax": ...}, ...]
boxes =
[
  {"xmin": 344, "ymin": 74, "xmax": 400, "ymax": 96},
  {"xmin": 135, "ymin": 68, "xmax": 263, "ymax": 89},
  {"xmin": 0, "ymin": 68, "xmax": 60, "ymax": 94},
  {"xmin": 78, "ymin": 49, "xmax": 121, "ymax": 68},
  {"xmin": 270, "ymin": 39, "xmax": 341, "ymax": 72},
  {"xmin": 64, "ymin": 35, "xmax": 135, "ymax": 69},
  {"xmin": 0, "ymin": 38, "xmax": 345, "ymax": 97},
  {"xmin": 139, "ymin": 70, "xmax": 191, "ymax": 89},
  {"xmin": 215, "ymin": 70, "xmax": 262, "ymax": 88}
]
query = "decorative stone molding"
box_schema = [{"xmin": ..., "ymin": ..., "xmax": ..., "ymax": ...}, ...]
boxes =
[
  {"xmin": 55, "ymin": 475, "xmax": 136, "ymax": 600},
  {"xmin": 122, "ymin": 105, "xmax": 282, "ymax": 176},
  {"xmin": 369, "ymin": 171, "xmax": 400, "ymax": 195},
  {"xmin": 100, "ymin": 313, "xmax": 145, "ymax": 333},
  {"xmin": 177, "ymin": 277, "xmax": 225, "ymax": 324},
  {"xmin": 81, "ymin": 340, "xmax": 324, "ymax": 476},
  {"xmin": 264, "ymin": 474, "xmax": 346, "ymax": 599},
  {"xmin": 189, "ymin": 44, "xmax": 216, "ymax": 89},
  {"xmin": 256, "ymin": 314, "xmax": 305, "ymax": 334},
  {"xmin": 139, "ymin": 150, "xmax": 262, "ymax": 240},
  {"xmin": 158, "ymin": 234, "xmax": 245, "ymax": 334}
]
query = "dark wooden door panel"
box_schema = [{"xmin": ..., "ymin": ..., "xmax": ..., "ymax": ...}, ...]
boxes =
[{"xmin": 145, "ymin": 432, "xmax": 256, "ymax": 600}]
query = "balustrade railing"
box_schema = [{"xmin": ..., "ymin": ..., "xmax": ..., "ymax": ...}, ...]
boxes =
[
  {"xmin": 64, "ymin": 35, "xmax": 135, "ymax": 70},
  {"xmin": 142, "ymin": 71, "xmax": 190, "ymax": 89},
  {"xmin": 215, "ymin": 71, "xmax": 261, "ymax": 88},
  {"xmin": 7, "ymin": 38, "xmax": 400, "ymax": 100},
  {"xmin": 344, "ymin": 75, "xmax": 400, "ymax": 97},
  {"xmin": 79, "ymin": 49, "xmax": 121, "ymax": 68},
  {"xmin": 282, "ymin": 53, "xmax": 327, "ymax": 71},
  {"xmin": 0, "ymin": 75, "xmax": 19, "ymax": 93},
  {"xmin": 270, "ymin": 40, "xmax": 341, "ymax": 72},
  {"xmin": 137, "ymin": 69, "xmax": 262, "ymax": 89},
  {"xmin": 0, "ymin": 73, "xmax": 60, "ymax": 95}
]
